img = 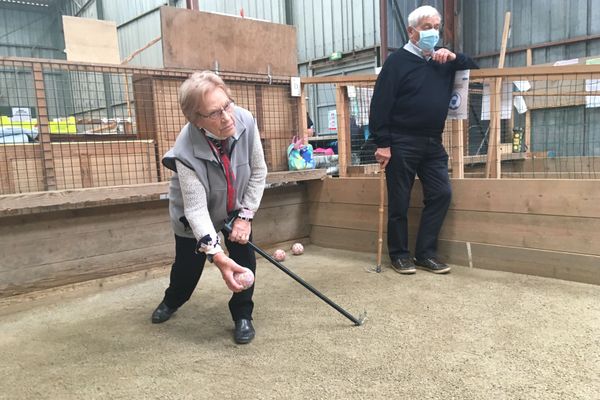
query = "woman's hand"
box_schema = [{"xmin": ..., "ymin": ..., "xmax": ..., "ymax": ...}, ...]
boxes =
[
  {"xmin": 229, "ymin": 218, "xmax": 252, "ymax": 244},
  {"xmin": 213, "ymin": 252, "xmax": 246, "ymax": 292}
]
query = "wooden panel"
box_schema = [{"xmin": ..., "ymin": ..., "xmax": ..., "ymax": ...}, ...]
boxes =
[
  {"xmin": 161, "ymin": 7, "xmax": 298, "ymax": 75},
  {"xmin": 54, "ymin": 156, "xmax": 83, "ymax": 190},
  {"xmin": 0, "ymin": 202, "xmax": 171, "ymax": 269},
  {"xmin": 132, "ymin": 75, "xmax": 158, "ymax": 141},
  {"xmin": 310, "ymin": 226, "xmax": 469, "ymax": 267},
  {"xmin": 11, "ymin": 158, "xmax": 44, "ymax": 193},
  {"xmin": 310, "ymin": 225, "xmax": 599, "ymax": 285},
  {"xmin": 1, "ymin": 244, "xmax": 173, "ymax": 297},
  {"xmin": 310, "ymin": 201, "xmax": 599, "ymax": 256},
  {"xmin": 308, "ymin": 177, "xmax": 600, "ymax": 218},
  {"xmin": 62, "ymin": 16, "xmax": 120, "ymax": 64},
  {"xmin": 308, "ymin": 177, "xmax": 600, "ymax": 284},
  {"xmin": 261, "ymin": 137, "xmax": 289, "ymax": 172},
  {"xmin": 229, "ymin": 83, "xmax": 257, "ymax": 118},
  {"xmin": 470, "ymin": 243, "xmax": 600, "ymax": 285},
  {"xmin": 89, "ymin": 153, "xmax": 155, "ymax": 186},
  {"xmin": 259, "ymin": 185, "xmax": 307, "ymax": 208},
  {"xmin": 441, "ymin": 211, "xmax": 600, "ymax": 256},
  {"xmin": 260, "ymin": 86, "xmax": 295, "ymax": 140},
  {"xmin": 0, "ymin": 184, "xmax": 312, "ymax": 297}
]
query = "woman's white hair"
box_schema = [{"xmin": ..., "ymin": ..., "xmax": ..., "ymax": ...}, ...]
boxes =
[
  {"xmin": 407, "ymin": 5, "xmax": 441, "ymax": 27},
  {"xmin": 179, "ymin": 70, "xmax": 232, "ymax": 124}
]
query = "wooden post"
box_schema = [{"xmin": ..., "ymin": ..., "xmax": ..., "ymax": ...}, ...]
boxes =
[
  {"xmin": 450, "ymin": 119, "xmax": 465, "ymax": 178},
  {"xmin": 485, "ymin": 79, "xmax": 503, "ymax": 178},
  {"xmin": 335, "ymin": 84, "xmax": 350, "ymax": 177},
  {"xmin": 33, "ymin": 63, "xmax": 57, "ymax": 191},
  {"xmin": 525, "ymin": 48, "xmax": 532, "ymax": 158},
  {"xmin": 297, "ymin": 83, "xmax": 308, "ymax": 144},
  {"xmin": 124, "ymin": 73, "xmax": 132, "ymax": 121},
  {"xmin": 485, "ymin": 11, "xmax": 511, "ymax": 178}
]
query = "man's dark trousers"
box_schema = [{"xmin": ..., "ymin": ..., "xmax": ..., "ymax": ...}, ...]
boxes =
[
  {"xmin": 163, "ymin": 233, "xmax": 256, "ymax": 321},
  {"xmin": 385, "ymin": 135, "xmax": 451, "ymax": 261}
]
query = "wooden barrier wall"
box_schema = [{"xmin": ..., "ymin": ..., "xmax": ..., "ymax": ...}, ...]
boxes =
[
  {"xmin": 0, "ymin": 141, "xmax": 158, "ymax": 194},
  {"xmin": 0, "ymin": 183, "xmax": 310, "ymax": 297},
  {"xmin": 308, "ymin": 177, "xmax": 600, "ymax": 285}
]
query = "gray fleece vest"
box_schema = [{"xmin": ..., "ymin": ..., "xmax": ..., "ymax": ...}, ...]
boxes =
[{"xmin": 162, "ymin": 106, "xmax": 256, "ymax": 237}]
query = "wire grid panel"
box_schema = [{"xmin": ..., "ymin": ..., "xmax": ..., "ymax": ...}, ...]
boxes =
[
  {"xmin": 0, "ymin": 61, "xmax": 43, "ymax": 194},
  {"xmin": 0, "ymin": 58, "xmax": 299, "ymax": 194},
  {"xmin": 465, "ymin": 70, "xmax": 600, "ymax": 179}
]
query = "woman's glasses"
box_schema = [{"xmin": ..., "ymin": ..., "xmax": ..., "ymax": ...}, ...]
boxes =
[{"xmin": 198, "ymin": 99, "xmax": 235, "ymax": 120}]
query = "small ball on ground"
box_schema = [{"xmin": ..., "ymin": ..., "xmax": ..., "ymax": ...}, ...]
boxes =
[
  {"xmin": 273, "ymin": 249, "xmax": 286, "ymax": 261},
  {"xmin": 291, "ymin": 242, "xmax": 304, "ymax": 255},
  {"xmin": 233, "ymin": 268, "xmax": 254, "ymax": 290}
]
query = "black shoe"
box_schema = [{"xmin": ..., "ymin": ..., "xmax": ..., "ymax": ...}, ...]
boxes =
[
  {"xmin": 151, "ymin": 302, "xmax": 177, "ymax": 324},
  {"xmin": 234, "ymin": 319, "xmax": 255, "ymax": 344},
  {"xmin": 390, "ymin": 257, "xmax": 416, "ymax": 274},
  {"xmin": 414, "ymin": 258, "xmax": 451, "ymax": 274}
]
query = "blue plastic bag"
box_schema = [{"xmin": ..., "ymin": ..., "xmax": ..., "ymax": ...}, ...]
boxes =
[{"xmin": 287, "ymin": 136, "xmax": 315, "ymax": 170}]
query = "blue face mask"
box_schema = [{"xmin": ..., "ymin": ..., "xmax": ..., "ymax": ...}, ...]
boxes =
[{"xmin": 417, "ymin": 29, "xmax": 439, "ymax": 52}]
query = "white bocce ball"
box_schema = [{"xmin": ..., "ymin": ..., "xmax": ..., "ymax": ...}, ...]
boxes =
[
  {"xmin": 233, "ymin": 268, "xmax": 255, "ymax": 290},
  {"xmin": 291, "ymin": 242, "xmax": 304, "ymax": 255},
  {"xmin": 273, "ymin": 249, "xmax": 286, "ymax": 262}
]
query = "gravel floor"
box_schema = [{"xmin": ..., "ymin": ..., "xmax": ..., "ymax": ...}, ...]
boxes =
[{"xmin": 1, "ymin": 245, "xmax": 599, "ymax": 400}]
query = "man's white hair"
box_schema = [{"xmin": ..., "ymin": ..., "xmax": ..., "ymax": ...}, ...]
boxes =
[{"xmin": 407, "ymin": 5, "xmax": 442, "ymax": 27}]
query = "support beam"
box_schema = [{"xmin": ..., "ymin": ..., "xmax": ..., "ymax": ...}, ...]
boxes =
[
  {"xmin": 485, "ymin": 11, "xmax": 510, "ymax": 179},
  {"xmin": 32, "ymin": 64, "xmax": 57, "ymax": 191},
  {"xmin": 335, "ymin": 85, "xmax": 350, "ymax": 177}
]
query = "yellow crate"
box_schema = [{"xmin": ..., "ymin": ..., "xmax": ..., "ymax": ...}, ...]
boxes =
[{"xmin": 49, "ymin": 117, "xmax": 77, "ymax": 134}]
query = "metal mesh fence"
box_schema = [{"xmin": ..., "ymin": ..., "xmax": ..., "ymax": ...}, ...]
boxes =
[
  {"xmin": 466, "ymin": 69, "xmax": 600, "ymax": 178},
  {"xmin": 304, "ymin": 66, "xmax": 600, "ymax": 179},
  {"xmin": 0, "ymin": 58, "xmax": 298, "ymax": 194},
  {"xmin": 2, "ymin": 58, "xmax": 599, "ymax": 195}
]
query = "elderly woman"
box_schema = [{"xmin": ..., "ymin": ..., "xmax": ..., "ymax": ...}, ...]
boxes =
[{"xmin": 151, "ymin": 71, "xmax": 267, "ymax": 345}]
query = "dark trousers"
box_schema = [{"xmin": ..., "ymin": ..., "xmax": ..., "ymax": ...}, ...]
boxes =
[
  {"xmin": 386, "ymin": 135, "xmax": 451, "ymax": 260},
  {"xmin": 162, "ymin": 232, "xmax": 256, "ymax": 321}
]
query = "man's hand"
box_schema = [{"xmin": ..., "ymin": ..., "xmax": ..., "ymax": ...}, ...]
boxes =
[
  {"xmin": 229, "ymin": 218, "xmax": 251, "ymax": 244},
  {"xmin": 213, "ymin": 252, "xmax": 246, "ymax": 292},
  {"xmin": 431, "ymin": 48, "xmax": 456, "ymax": 64},
  {"xmin": 374, "ymin": 147, "xmax": 391, "ymax": 169}
]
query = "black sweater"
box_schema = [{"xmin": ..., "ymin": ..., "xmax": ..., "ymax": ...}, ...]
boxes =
[{"xmin": 369, "ymin": 48, "xmax": 478, "ymax": 147}]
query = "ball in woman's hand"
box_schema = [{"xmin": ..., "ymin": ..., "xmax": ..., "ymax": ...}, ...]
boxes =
[
  {"xmin": 273, "ymin": 249, "xmax": 286, "ymax": 261},
  {"xmin": 233, "ymin": 269, "xmax": 254, "ymax": 290},
  {"xmin": 291, "ymin": 243, "xmax": 304, "ymax": 255}
]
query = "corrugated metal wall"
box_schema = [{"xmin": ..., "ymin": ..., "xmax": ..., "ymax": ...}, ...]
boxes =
[
  {"xmin": 293, "ymin": 0, "xmax": 378, "ymax": 63},
  {"xmin": 0, "ymin": 4, "xmax": 65, "ymax": 59},
  {"xmin": 386, "ymin": 0, "xmax": 444, "ymax": 51},
  {"xmin": 199, "ymin": 0, "xmax": 286, "ymax": 23},
  {"xmin": 463, "ymin": 0, "xmax": 600, "ymax": 67},
  {"xmin": 462, "ymin": 0, "xmax": 600, "ymax": 156}
]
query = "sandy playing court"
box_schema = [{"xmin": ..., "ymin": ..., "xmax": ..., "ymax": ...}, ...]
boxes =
[{"xmin": 1, "ymin": 245, "xmax": 598, "ymax": 399}]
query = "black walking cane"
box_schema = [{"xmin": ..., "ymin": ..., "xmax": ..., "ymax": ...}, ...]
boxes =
[{"xmin": 224, "ymin": 215, "xmax": 366, "ymax": 326}]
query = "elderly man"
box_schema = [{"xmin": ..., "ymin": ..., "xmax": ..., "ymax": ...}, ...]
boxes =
[{"xmin": 369, "ymin": 5, "xmax": 478, "ymax": 275}]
